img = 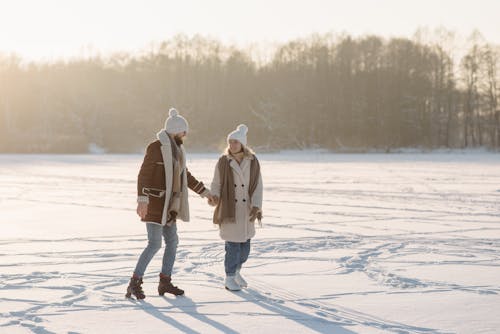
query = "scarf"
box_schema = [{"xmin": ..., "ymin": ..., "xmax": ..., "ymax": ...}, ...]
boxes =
[
  {"xmin": 167, "ymin": 134, "xmax": 185, "ymax": 222},
  {"xmin": 229, "ymin": 150, "xmax": 244, "ymax": 164}
]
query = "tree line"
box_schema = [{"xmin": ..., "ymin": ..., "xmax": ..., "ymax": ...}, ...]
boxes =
[{"xmin": 0, "ymin": 30, "xmax": 499, "ymax": 153}]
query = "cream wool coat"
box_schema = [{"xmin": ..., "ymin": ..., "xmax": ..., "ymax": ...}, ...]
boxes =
[{"xmin": 210, "ymin": 154, "xmax": 263, "ymax": 242}]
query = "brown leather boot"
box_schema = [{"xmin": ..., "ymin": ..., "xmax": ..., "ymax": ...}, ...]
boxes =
[
  {"xmin": 158, "ymin": 274, "xmax": 184, "ymax": 296},
  {"xmin": 125, "ymin": 276, "xmax": 145, "ymax": 300}
]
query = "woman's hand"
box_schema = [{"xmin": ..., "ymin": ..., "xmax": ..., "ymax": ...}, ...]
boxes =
[{"xmin": 249, "ymin": 206, "xmax": 262, "ymax": 222}]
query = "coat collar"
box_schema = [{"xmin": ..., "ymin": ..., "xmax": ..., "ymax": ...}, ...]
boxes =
[
  {"xmin": 223, "ymin": 150, "xmax": 254, "ymax": 161},
  {"xmin": 157, "ymin": 129, "xmax": 171, "ymax": 146},
  {"xmin": 226, "ymin": 154, "xmax": 251, "ymax": 180},
  {"xmin": 156, "ymin": 129, "xmax": 189, "ymax": 224}
]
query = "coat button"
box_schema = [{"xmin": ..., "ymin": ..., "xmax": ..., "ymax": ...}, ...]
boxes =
[
  {"xmin": 235, "ymin": 199, "xmax": 238, "ymax": 202},
  {"xmin": 243, "ymin": 199, "xmax": 246, "ymax": 202},
  {"xmin": 241, "ymin": 184, "xmax": 244, "ymax": 187},
  {"xmin": 234, "ymin": 184, "xmax": 237, "ymax": 187}
]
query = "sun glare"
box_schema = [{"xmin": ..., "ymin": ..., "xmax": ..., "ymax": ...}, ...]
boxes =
[{"xmin": 0, "ymin": 0, "xmax": 499, "ymax": 61}]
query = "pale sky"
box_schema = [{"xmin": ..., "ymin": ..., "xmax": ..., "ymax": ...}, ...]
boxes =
[{"xmin": 0, "ymin": 0, "xmax": 499, "ymax": 61}]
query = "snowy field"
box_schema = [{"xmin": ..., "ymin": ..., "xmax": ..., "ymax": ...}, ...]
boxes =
[{"xmin": 0, "ymin": 152, "xmax": 499, "ymax": 334}]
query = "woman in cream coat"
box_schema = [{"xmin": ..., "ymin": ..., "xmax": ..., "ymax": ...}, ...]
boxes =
[{"xmin": 209, "ymin": 124, "xmax": 263, "ymax": 291}]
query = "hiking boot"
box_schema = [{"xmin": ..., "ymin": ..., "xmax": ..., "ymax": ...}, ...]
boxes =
[
  {"xmin": 158, "ymin": 274, "xmax": 184, "ymax": 296},
  {"xmin": 125, "ymin": 276, "xmax": 145, "ymax": 300}
]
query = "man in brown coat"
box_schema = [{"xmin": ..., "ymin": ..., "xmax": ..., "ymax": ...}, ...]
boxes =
[{"xmin": 126, "ymin": 108, "xmax": 213, "ymax": 299}]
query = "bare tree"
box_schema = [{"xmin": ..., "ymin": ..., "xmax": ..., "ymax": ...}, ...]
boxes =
[
  {"xmin": 1, "ymin": 32, "xmax": 499, "ymax": 153},
  {"xmin": 481, "ymin": 44, "xmax": 500, "ymax": 149},
  {"xmin": 461, "ymin": 31, "xmax": 485, "ymax": 147}
]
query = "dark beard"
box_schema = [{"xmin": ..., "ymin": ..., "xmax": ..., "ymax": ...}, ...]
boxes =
[{"xmin": 174, "ymin": 136, "xmax": 184, "ymax": 145}]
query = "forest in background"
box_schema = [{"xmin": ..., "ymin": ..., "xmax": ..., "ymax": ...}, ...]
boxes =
[{"xmin": 0, "ymin": 29, "xmax": 499, "ymax": 153}]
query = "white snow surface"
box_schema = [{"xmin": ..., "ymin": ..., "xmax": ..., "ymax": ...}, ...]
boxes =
[{"xmin": 0, "ymin": 152, "xmax": 499, "ymax": 334}]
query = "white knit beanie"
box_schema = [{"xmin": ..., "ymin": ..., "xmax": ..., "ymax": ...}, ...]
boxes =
[
  {"xmin": 164, "ymin": 108, "xmax": 189, "ymax": 134},
  {"xmin": 227, "ymin": 124, "xmax": 248, "ymax": 146}
]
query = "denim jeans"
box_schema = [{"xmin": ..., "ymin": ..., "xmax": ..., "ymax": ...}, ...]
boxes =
[
  {"xmin": 134, "ymin": 222, "xmax": 178, "ymax": 277},
  {"xmin": 224, "ymin": 239, "xmax": 251, "ymax": 275}
]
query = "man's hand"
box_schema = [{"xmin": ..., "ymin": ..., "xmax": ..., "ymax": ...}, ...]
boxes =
[
  {"xmin": 137, "ymin": 202, "xmax": 148, "ymax": 219},
  {"xmin": 249, "ymin": 206, "xmax": 262, "ymax": 222}
]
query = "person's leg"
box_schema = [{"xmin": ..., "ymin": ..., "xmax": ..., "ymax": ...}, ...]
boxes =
[
  {"xmin": 238, "ymin": 239, "xmax": 251, "ymax": 270},
  {"xmin": 225, "ymin": 241, "xmax": 241, "ymax": 276},
  {"xmin": 224, "ymin": 241, "xmax": 242, "ymax": 290},
  {"xmin": 158, "ymin": 223, "xmax": 184, "ymax": 295},
  {"xmin": 127, "ymin": 223, "xmax": 162, "ymax": 299},
  {"xmin": 160, "ymin": 223, "xmax": 179, "ymax": 276},
  {"xmin": 234, "ymin": 239, "xmax": 251, "ymax": 287},
  {"xmin": 133, "ymin": 223, "xmax": 163, "ymax": 277}
]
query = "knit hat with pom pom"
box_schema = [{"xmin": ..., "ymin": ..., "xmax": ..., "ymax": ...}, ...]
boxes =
[
  {"xmin": 164, "ymin": 108, "xmax": 189, "ymax": 134},
  {"xmin": 227, "ymin": 124, "xmax": 248, "ymax": 146}
]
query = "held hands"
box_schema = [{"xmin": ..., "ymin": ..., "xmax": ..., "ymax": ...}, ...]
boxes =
[
  {"xmin": 136, "ymin": 202, "xmax": 148, "ymax": 219},
  {"xmin": 207, "ymin": 194, "xmax": 219, "ymax": 207}
]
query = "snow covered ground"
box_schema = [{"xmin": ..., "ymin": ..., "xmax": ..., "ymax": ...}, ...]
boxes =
[{"xmin": 0, "ymin": 152, "xmax": 499, "ymax": 334}]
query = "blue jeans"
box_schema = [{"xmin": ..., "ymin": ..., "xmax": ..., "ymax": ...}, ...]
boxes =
[
  {"xmin": 225, "ymin": 239, "xmax": 251, "ymax": 275},
  {"xmin": 134, "ymin": 222, "xmax": 178, "ymax": 277}
]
